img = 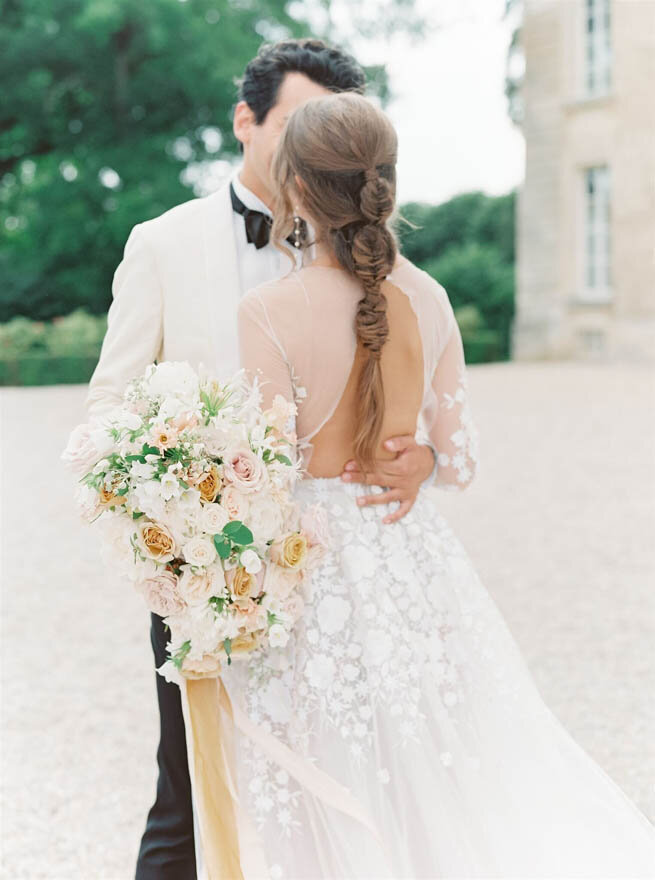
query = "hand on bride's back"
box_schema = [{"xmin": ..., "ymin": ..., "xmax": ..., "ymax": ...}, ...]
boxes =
[{"xmin": 341, "ymin": 435, "xmax": 434, "ymax": 524}]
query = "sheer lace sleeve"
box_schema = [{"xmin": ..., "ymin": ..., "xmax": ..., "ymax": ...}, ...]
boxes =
[
  {"xmin": 237, "ymin": 289, "xmax": 295, "ymax": 412},
  {"xmin": 423, "ymin": 302, "xmax": 480, "ymax": 493}
]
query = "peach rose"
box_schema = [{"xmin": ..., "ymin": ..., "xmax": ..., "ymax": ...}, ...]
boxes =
[
  {"xmin": 136, "ymin": 570, "xmax": 185, "ymax": 616},
  {"xmin": 270, "ymin": 533, "xmax": 308, "ymax": 570},
  {"xmin": 220, "ymin": 484, "xmax": 250, "ymax": 521},
  {"xmin": 263, "ymin": 563, "xmax": 301, "ymax": 600},
  {"xmin": 223, "ymin": 449, "xmax": 266, "ymax": 494},
  {"xmin": 196, "ymin": 464, "xmax": 221, "ymax": 503},
  {"xmin": 181, "ymin": 652, "xmax": 222, "ymax": 679},
  {"xmin": 136, "ymin": 520, "xmax": 177, "ymax": 562},
  {"xmin": 170, "ymin": 411, "xmax": 199, "ymax": 432}
]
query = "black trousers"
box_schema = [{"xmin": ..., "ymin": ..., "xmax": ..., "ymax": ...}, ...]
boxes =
[{"xmin": 135, "ymin": 612, "xmax": 197, "ymax": 880}]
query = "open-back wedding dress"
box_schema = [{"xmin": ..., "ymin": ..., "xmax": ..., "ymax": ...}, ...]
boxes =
[{"xmin": 178, "ymin": 257, "xmax": 655, "ymax": 879}]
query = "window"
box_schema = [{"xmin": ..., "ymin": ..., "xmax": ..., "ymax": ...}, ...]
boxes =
[
  {"xmin": 582, "ymin": 166, "xmax": 612, "ymax": 301},
  {"xmin": 585, "ymin": 0, "xmax": 612, "ymax": 96}
]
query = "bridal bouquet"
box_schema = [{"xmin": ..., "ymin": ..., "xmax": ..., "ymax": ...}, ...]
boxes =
[{"xmin": 62, "ymin": 361, "xmax": 327, "ymax": 683}]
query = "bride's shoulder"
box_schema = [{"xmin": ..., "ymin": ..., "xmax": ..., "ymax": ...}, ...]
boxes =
[
  {"xmin": 391, "ymin": 255, "xmax": 451, "ymax": 305},
  {"xmin": 238, "ymin": 273, "xmax": 306, "ymax": 328}
]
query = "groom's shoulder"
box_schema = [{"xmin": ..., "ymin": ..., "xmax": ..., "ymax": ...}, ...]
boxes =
[{"xmin": 133, "ymin": 184, "xmax": 229, "ymax": 246}]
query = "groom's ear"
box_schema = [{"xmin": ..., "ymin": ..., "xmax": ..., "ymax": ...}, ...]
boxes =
[{"xmin": 233, "ymin": 101, "xmax": 256, "ymax": 146}]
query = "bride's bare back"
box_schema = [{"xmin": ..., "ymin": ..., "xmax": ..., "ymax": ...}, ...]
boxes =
[{"xmin": 237, "ymin": 256, "xmax": 478, "ymax": 491}]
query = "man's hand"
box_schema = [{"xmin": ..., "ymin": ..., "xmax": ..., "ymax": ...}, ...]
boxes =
[{"xmin": 341, "ymin": 435, "xmax": 435, "ymax": 525}]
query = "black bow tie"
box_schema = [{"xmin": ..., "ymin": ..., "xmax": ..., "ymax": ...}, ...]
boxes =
[{"xmin": 230, "ymin": 182, "xmax": 306, "ymax": 250}]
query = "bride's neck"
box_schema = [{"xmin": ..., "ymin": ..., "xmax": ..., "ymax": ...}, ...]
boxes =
[{"xmin": 308, "ymin": 239, "xmax": 342, "ymax": 269}]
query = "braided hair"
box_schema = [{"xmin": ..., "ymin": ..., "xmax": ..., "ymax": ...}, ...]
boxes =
[{"xmin": 270, "ymin": 92, "xmax": 399, "ymax": 472}]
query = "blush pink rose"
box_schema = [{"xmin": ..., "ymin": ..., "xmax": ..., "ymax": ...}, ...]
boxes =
[
  {"xmin": 220, "ymin": 484, "xmax": 250, "ymax": 521},
  {"xmin": 222, "ymin": 449, "xmax": 267, "ymax": 494},
  {"xmin": 136, "ymin": 570, "xmax": 185, "ymax": 616}
]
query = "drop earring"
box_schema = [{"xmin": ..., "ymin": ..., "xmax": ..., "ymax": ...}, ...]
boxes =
[{"xmin": 292, "ymin": 208, "xmax": 303, "ymax": 249}]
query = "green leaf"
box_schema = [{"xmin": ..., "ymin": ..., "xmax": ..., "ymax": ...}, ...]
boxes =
[
  {"xmin": 125, "ymin": 453, "xmax": 146, "ymax": 463},
  {"xmin": 222, "ymin": 521, "xmax": 253, "ymax": 545},
  {"xmin": 142, "ymin": 443, "xmax": 161, "ymax": 457},
  {"xmin": 213, "ymin": 534, "xmax": 231, "ymax": 559},
  {"xmin": 274, "ymin": 453, "xmax": 293, "ymax": 467},
  {"xmin": 223, "ymin": 637, "xmax": 232, "ymax": 666},
  {"xmin": 132, "ymin": 511, "xmax": 145, "ymax": 519}
]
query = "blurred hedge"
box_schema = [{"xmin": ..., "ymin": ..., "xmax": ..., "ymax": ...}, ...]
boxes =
[
  {"xmin": 0, "ymin": 309, "xmax": 106, "ymax": 385},
  {"xmin": 0, "ymin": 305, "xmax": 498, "ymax": 385}
]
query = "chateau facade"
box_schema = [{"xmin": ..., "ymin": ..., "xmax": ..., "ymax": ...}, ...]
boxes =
[{"xmin": 512, "ymin": 0, "xmax": 655, "ymax": 360}]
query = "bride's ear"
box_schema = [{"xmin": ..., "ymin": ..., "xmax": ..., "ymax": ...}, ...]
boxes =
[{"xmin": 293, "ymin": 174, "xmax": 307, "ymax": 202}]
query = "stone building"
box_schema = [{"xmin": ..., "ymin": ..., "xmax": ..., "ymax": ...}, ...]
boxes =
[{"xmin": 512, "ymin": 0, "xmax": 655, "ymax": 360}]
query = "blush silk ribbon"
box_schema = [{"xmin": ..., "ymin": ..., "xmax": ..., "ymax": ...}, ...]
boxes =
[{"xmin": 179, "ymin": 675, "xmax": 385, "ymax": 880}]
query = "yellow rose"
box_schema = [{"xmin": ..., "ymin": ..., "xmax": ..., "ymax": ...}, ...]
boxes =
[
  {"xmin": 226, "ymin": 566, "xmax": 261, "ymax": 603},
  {"xmin": 225, "ymin": 632, "xmax": 261, "ymax": 656},
  {"xmin": 181, "ymin": 653, "xmax": 222, "ymax": 679},
  {"xmin": 196, "ymin": 463, "xmax": 221, "ymax": 503},
  {"xmin": 136, "ymin": 520, "xmax": 177, "ymax": 562},
  {"xmin": 98, "ymin": 486, "xmax": 124, "ymax": 508},
  {"xmin": 270, "ymin": 533, "xmax": 308, "ymax": 570},
  {"xmin": 98, "ymin": 473, "xmax": 126, "ymax": 508}
]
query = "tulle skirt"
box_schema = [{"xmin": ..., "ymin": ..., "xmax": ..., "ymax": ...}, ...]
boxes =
[{"xmin": 211, "ymin": 478, "xmax": 655, "ymax": 879}]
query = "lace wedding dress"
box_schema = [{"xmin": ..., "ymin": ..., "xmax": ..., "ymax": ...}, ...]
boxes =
[{"xmin": 186, "ymin": 258, "xmax": 655, "ymax": 879}]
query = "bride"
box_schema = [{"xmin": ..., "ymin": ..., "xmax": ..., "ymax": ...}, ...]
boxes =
[{"xmin": 188, "ymin": 92, "xmax": 655, "ymax": 878}]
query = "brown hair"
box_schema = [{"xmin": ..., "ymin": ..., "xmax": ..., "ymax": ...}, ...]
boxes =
[{"xmin": 270, "ymin": 92, "xmax": 398, "ymax": 472}]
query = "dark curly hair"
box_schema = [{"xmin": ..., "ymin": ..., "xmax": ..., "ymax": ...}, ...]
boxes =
[{"xmin": 236, "ymin": 38, "xmax": 366, "ymax": 125}]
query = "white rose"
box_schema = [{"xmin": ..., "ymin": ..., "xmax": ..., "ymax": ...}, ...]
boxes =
[
  {"xmin": 201, "ymin": 503, "xmax": 230, "ymax": 535},
  {"xmin": 182, "ymin": 535, "xmax": 217, "ymax": 567},
  {"xmin": 178, "ymin": 562, "xmax": 226, "ymax": 605},
  {"xmin": 268, "ymin": 624, "xmax": 290, "ymax": 648},
  {"xmin": 240, "ymin": 549, "xmax": 262, "ymax": 575},
  {"xmin": 249, "ymin": 497, "xmax": 283, "ymax": 546},
  {"xmin": 61, "ymin": 422, "xmax": 113, "ymax": 475},
  {"xmin": 146, "ymin": 361, "xmax": 199, "ymax": 398}
]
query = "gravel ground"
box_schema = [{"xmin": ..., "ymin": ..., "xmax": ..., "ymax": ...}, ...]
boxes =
[{"xmin": 1, "ymin": 362, "xmax": 654, "ymax": 879}]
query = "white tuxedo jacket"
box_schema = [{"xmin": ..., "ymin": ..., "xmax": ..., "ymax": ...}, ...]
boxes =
[{"xmin": 85, "ymin": 180, "xmax": 243, "ymax": 420}]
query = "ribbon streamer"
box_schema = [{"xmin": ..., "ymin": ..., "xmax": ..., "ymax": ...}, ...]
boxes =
[{"xmin": 180, "ymin": 673, "xmax": 386, "ymax": 879}]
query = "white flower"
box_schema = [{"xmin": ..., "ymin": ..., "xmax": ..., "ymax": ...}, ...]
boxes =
[
  {"xmin": 61, "ymin": 422, "xmax": 114, "ymax": 475},
  {"xmin": 240, "ymin": 549, "xmax": 262, "ymax": 574},
  {"xmin": 248, "ymin": 496, "xmax": 283, "ymax": 545},
  {"xmin": 178, "ymin": 562, "xmax": 225, "ymax": 605},
  {"xmin": 182, "ymin": 535, "xmax": 217, "ymax": 567},
  {"xmin": 200, "ymin": 503, "xmax": 230, "ymax": 534},
  {"xmin": 268, "ymin": 623, "xmax": 289, "ymax": 648},
  {"xmin": 159, "ymin": 472, "xmax": 182, "ymax": 501},
  {"xmin": 130, "ymin": 461, "xmax": 156, "ymax": 480},
  {"xmin": 112, "ymin": 409, "xmax": 142, "ymax": 431},
  {"xmin": 146, "ymin": 361, "xmax": 198, "ymax": 399}
]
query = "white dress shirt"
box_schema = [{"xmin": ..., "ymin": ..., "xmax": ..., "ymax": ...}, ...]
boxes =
[{"xmin": 231, "ymin": 170, "xmax": 303, "ymax": 296}]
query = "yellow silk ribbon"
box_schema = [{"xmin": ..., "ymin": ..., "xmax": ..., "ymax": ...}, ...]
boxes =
[{"xmin": 180, "ymin": 674, "xmax": 387, "ymax": 880}]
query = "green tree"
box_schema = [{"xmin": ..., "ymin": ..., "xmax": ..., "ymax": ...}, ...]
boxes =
[
  {"xmin": 1, "ymin": 0, "xmax": 427, "ymax": 322},
  {"xmin": 421, "ymin": 241, "xmax": 515, "ymax": 358}
]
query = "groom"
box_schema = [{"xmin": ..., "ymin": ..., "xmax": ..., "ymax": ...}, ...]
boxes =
[{"xmin": 86, "ymin": 38, "xmax": 437, "ymax": 880}]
